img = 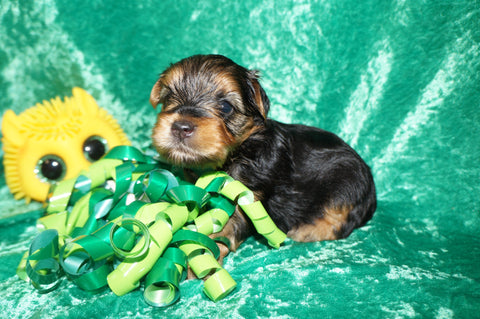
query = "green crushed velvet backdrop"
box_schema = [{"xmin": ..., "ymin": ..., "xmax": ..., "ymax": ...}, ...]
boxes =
[{"xmin": 1, "ymin": 1, "xmax": 479, "ymax": 318}]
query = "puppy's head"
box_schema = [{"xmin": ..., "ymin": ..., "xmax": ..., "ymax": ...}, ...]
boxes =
[{"xmin": 150, "ymin": 54, "xmax": 270, "ymax": 168}]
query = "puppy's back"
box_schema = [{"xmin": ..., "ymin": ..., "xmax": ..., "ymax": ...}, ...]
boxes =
[{"xmin": 226, "ymin": 119, "xmax": 376, "ymax": 241}]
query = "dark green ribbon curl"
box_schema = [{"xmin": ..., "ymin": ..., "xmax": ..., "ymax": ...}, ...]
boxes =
[{"xmin": 18, "ymin": 145, "xmax": 286, "ymax": 307}]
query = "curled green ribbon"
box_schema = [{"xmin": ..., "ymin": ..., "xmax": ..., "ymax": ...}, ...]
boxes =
[
  {"xmin": 187, "ymin": 208, "xmax": 230, "ymax": 235},
  {"xmin": 144, "ymin": 257, "xmax": 181, "ymax": 307},
  {"xmin": 18, "ymin": 145, "xmax": 286, "ymax": 307},
  {"xmin": 24, "ymin": 229, "xmax": 63, "ymax": 293},
  {"xmin": 133, "ymin": 169, "xmax": 179, "ymax": 202},
  {"xmin": 167, "ymin": 185, "xmax": 210, "ymax": 221},
  {"xmin": 170, "ymin": 229, "xmax": 237, "ymax": 300},
  {"xmin": 221, "ymin": 180, "xmax": 286, "ymax": 248},
  {"xmin": 107, "ymin": 218, "xmax": 173, "ymax": 296},
  {"xmin": 109, "ymin": 218, "xmax": 150, "ymax": 259}
]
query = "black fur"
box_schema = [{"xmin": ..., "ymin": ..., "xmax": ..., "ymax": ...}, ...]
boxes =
[
  {"xmin": 151, "ymin": 54, "xmax": 377, "ymax": 249},
  {"xmin": 224, "ymin": 120, "xmax": 376, "ymax": 239}
]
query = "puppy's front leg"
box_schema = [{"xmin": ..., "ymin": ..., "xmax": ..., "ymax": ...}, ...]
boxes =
[{"xmin": 209, "ymin": 206, "xmax": 253, "ymax": 264}]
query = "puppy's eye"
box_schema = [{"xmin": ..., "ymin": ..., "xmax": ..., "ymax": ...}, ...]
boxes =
[{"xmin": 219, "ymin": 101, "xmax": 234, "ymax": 115}]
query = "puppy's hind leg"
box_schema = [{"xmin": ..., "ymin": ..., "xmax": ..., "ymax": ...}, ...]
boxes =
[{"xmin": 286, "ymin": 205, "xmax": 353, "ymax": 242}]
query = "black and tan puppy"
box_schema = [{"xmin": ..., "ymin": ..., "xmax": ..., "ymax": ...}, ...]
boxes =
[{"xmin": 150, "ymin": 54, "xmax": 376, "ymax": 253}]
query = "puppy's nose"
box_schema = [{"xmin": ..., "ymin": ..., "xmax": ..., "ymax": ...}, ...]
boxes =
[{"xmin": 171, "ymin": 120, "xmax": 195, "ymax": 139}]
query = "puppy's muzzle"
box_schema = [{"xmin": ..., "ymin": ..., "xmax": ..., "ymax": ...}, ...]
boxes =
[{"xmin": 171, "ymin": 120, "xmax": 195, "ymax": 140}]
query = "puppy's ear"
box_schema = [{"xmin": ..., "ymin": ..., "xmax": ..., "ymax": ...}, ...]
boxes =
[
  {"xmin": 149, "ymin": 78, "xmax": 168, "ymax": 109},
  {"xmin": 247, "ymin": 70, "xmax": 270, "ymax": 121}
]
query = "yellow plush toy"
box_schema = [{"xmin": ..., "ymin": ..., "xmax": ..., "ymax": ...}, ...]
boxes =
[{"xmin": 1, "ymin": 87, "xmax": 131, "ymax": 203}]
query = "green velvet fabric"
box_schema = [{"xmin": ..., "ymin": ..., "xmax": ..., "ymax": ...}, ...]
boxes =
[{"xmin": 1, "ymin": 1, "xmax": 479, "ymax": 317}]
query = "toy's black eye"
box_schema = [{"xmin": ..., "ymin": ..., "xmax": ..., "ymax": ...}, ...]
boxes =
[
  {"xmin": 36, "ymin": 155, "xmax": 66, "ymax": 182},
  {"xmin": 219, "ymin": 101, "xmax": 234, "ymax": 115},
  {"xmin": 83, "ymin": 136, "xmax": 108, "ymax": 162}
]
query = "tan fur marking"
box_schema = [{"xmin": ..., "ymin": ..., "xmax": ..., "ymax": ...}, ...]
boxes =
[
  {"xmin": 251, "ymin": 79, "xmax": 267, "ymax": 119},
  {"xmin": 162, "ymin": 65, "xmax": 185, "ymax": 87},
  {"xmin": 213, "ymin": 69, "xmax": 241, "ymax": 94},
  {"xmin": 194, "ymin": 116, "xmax": 236, "ymax": 160},
  {"xmin": 149, "ymin": 81, "xmax": 163, "ymax": 108},
  {"xmin": 151, "ymin": 112, "xmax": 177, "ymax": 148},
  {"xmin": 152, "ymin": 112, "xmax": 236, "ymax": 167},
  {"xmin": 238, "ymin": 119, "xmax": 262, "ymax": 144},
  {"xmin": 287, "ymin": 205, "xmax": 352, "ymax": 242},
  {"xmin": 150, "ymin": 63, "xmax": 193, "ymax": 108}
]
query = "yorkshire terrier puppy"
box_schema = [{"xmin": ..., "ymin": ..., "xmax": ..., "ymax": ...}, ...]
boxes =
[{"xmin": 150, "ymin": 54, "xmax": 376, "ymax": 254}]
